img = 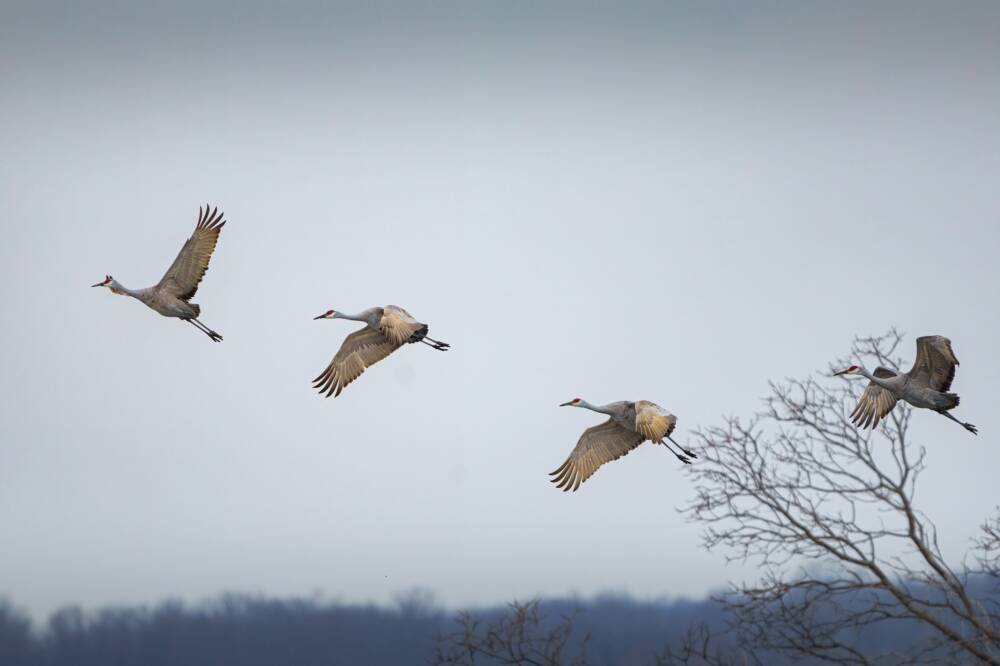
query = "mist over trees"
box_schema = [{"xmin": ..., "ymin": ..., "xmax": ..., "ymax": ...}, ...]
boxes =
[
  {"xmin": 2, "ymin": 585, "xmax": 998, "ymax": 666},
  {"xmin": 0, "ymin": 594, "xmax": 724, "ymax": 666}
]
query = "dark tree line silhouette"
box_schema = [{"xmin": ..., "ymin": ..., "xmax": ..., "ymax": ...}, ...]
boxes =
[
  {"xmin": 0, "ymin": 594, "xmax": 727, "ymax": 666},
  {"xmin": 3, "ymin": 586, "xmax": 997, "ymax": 665}
]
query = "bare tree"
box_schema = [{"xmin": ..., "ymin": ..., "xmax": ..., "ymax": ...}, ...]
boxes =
[
  {"xmin": 659, "ymin": 330, "xmax": 1000, "ymax": 665},
  {"xmin": 431, "ymin": 599, "xmax": 589, "ymax": 666}
]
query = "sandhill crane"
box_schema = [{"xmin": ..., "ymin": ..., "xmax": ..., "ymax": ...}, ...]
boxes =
[
  {"xmin": 91, "ymin": 205, "xmax": 227, "ymax": 342},
  {"xmin": 835, "ymin": 335, "xmax": 977, "ymax": 434},
  {"xmin": 311, "ymin": 305, "xmax": 449, "ymax": 398},
  {"xmin": 550, "ymin": 399, "xmax": 695, "ymax": 492}
]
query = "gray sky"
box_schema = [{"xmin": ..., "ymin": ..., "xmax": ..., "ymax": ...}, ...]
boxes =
[{"xmin": 2, "ymin": 1, "xmax": 1000, "ymax": 620}]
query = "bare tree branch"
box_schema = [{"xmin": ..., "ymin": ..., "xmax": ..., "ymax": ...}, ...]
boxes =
[
  {"xmin": 431, "ymin": 600, "xmax": 589, "ymax": 666},
  {"xmin": 666, "ymin": 330, "xmax": 1000, "ymax": 665}
]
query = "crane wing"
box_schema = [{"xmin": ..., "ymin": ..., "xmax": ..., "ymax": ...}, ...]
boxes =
[
  {"xmin": 380, "ymin": 305, "xmax": 427, "ymax": 345},
  {"xmin": 634, "ymin": 400, "xmax": 677, "ymax": 442},
  {"xmin": 850, "ymin": 367, "xmax": 899, "ymax": 429},
  {"xmin": 156, "ymin": 205, "xmax": 226, "ymax": 301},
  {"xmin": 312, "ymin": 327, "xmax": 401, "ymax": 398},
  {"xmin": 908, "ymin": 335, "xmax": 959, "ymax": 392},
  {"xmin": 549, "ymin": 419, "xmax": 645, "ymax": 492}
]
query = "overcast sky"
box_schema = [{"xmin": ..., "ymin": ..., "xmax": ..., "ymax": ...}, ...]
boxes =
[{"xmin": 2, "ymin": 1, "xmax": 999, "ymax": 621}]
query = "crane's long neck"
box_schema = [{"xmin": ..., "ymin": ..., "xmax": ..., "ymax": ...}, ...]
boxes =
[
  {"xmin": 110, "ymin": 280, "xmax": 142, "ymax": 300},
  {"xmin": 339, "ymin": 310, "xmax": 377, "ymax": 324},
  {"xmin": 578, "ymin": 400, "xmax": 614, "ymax": 415},
  {"xmin": 337, "ymin": 308, "xmax": 382, "ymax": 327},
  {"xmin": 857, "ymin": 365, "xmax": 894, "ymax": 390}
]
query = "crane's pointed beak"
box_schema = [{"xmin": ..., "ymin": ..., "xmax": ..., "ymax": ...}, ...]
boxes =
[
  {"xmin": 832, "ymin": 369, "xmax": 848, "ymax": 376},
  {"xmin": 313, "ymin": 314, "xmax": 326, "ymax": 320},
  {"xmin": 91, "ymin": 281, "xmax": 104, "ymax": 288},
  {"xmin": 559, "ymin": 401, "xmax": 572, "ymax": 407}
]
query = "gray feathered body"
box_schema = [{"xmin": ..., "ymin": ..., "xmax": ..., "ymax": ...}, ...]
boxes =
[
  {"xmin": 350, "ymin": 307, "xmax": 430, "ymax": 343},
  {"xmin": 869, "ymin": 372, "xmax": 959, "ymax": 411},
  {"xmin": 901, "ymin": 382, "xmax": 960, "ymax": 411},
  {"xmin": 603, "ymin": 401, "xmax": 636, "ymax": 430},
  {"xmin": 118, "ymin": 286, "xmax": 200, "ymax": 319}
]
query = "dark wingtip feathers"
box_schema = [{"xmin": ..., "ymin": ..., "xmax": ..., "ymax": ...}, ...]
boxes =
[
  {"xmin": 196, "ymin": 204, "xmax": 226, "ymax": 231},
  {"xmin": 549, "ymin": 460, "xmax": 582, "ymax": 491},
  {"xmin": 312, "ymin": 366, "xmax": 345, "ymax": 398}
]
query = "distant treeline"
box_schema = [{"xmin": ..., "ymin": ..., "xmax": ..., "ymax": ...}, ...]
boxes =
[
  {"xmin": 0, "ymin": 593, "xmax": 720, "ymax": 666},
  {"xmin": 0, "ymin": 587, "xmax": 976, "ymax": 665}
]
